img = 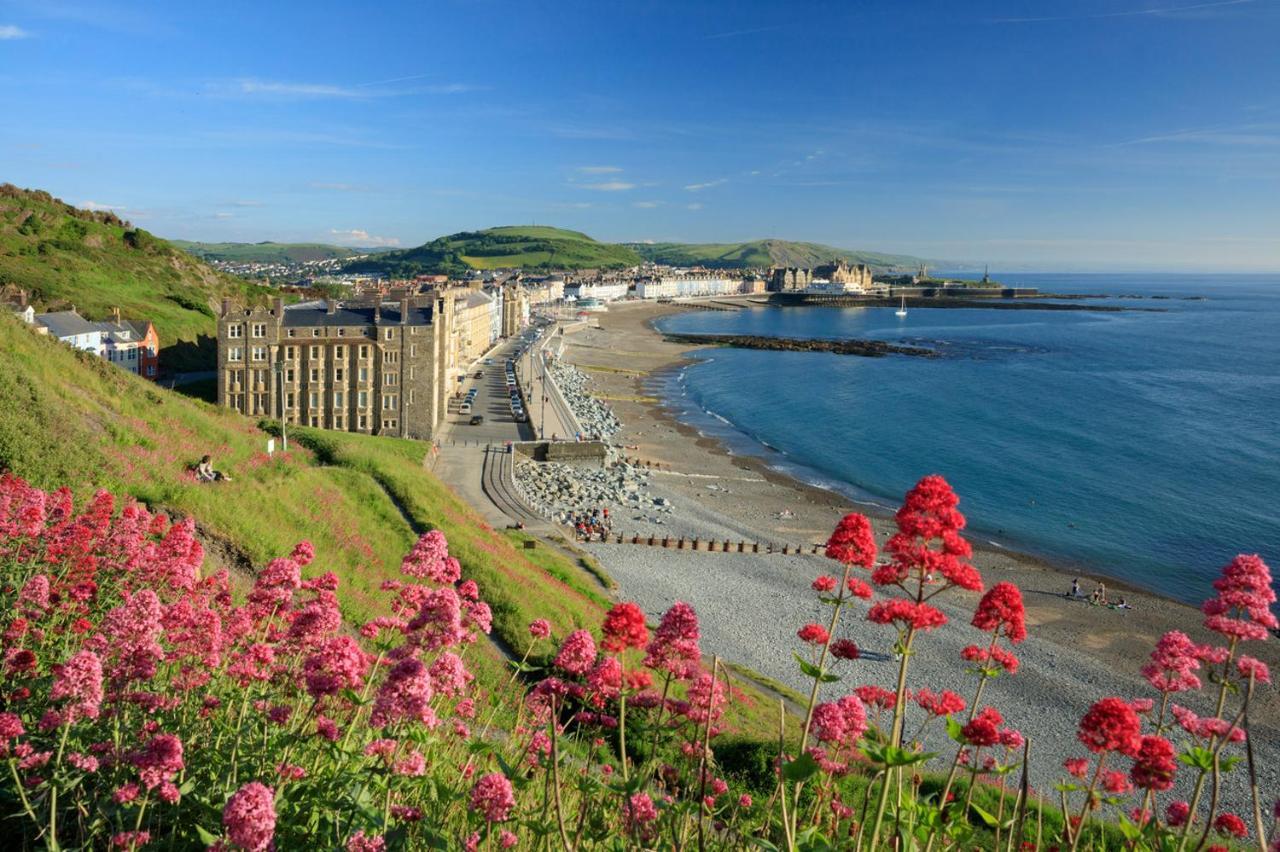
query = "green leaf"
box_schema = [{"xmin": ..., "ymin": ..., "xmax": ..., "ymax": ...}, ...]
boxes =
[
  {"xmin": 1179, "ymin": 747, "xmax": 1215, "ymax": 772},
  {"xmin": 782, "ymin": 752, "xmax": 821, "ymax": 783},
  {"xmin": 882, "ymin": 746, "xmax": 937, "ymax": 767},
  {"xmin": 969, "ymin": 801, "xmax": 1000, "ymax": 828},
  {"xmin": 793, "ymin": 652, "xmax": 841, "ymax": 683},
  {"xmin": 195, "ymin": 825, "xmax": 220, "ymax": 845},
  {"xmin": 745, "ymin": 838, "xmax": 781, "ymax": 851},
  {"xmin": 946, "ymin": 715, "xmax": 965, "ymax": 744},
  {"xmin": 1221, "ymin": 755, "xmax": 1243, "ymax": 773}
]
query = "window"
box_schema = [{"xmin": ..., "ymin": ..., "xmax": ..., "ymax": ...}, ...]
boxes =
[
  {"xmin": 285, "ymin": 346, "xmax": 296, "ymax": 359},
  {"xmin": 359, "ymin": 414, "xmax": 367, "ymax": 430},
  {"xmin": 227, "ymin": 324, "xmax": 243, "ymax": 339},
  {"xmin": 334, "ymin": 392, "xmax": 344, "ymax": 408},
  {"xmin": 310, "ymin": 369, "xmax": 319, "ymax": 382},
  {"xmin": 252, "ymin": 323, "xmax": 267, "ymax": 338},
  {"xmin": 287, "ymin": 329, "xmax": 297, "ymax": 338},
  {"xmin": 334, "ymin": 416, "xmax": 344, "ymax": 429},
  {"xmin": 408, "ymin": 389, "xmax": 415, "ymax": 404},
  {"xmin": 359, "ymin": 345, "xmax": 369, "ymax": 359},
  {"xmin": 310, "ymin": 416, "xmax": 319, "ymax": 427},
  {"xmin": 228, "ymin": 346, "xmax": 243, "ymax": 362},
  {"xmin": 285, "ymin": 369, "xmax": 295, "ymax": 383},
  {"xmin": 146, "ymin": 365, "xmax": 156, "ymax": 376},
  {"xmin": 286, "ymin": 392, "xmax": 295, "ymax": 409},
  {"xmin": 309, "ymin": 345, "xmax": 320, "ymax": 359},
  {"xmin": 335, "ymin": 346, "xmax": 345, "ymax": 360},
  {"xmin": 410, "ymin": 344, "xmax": 416, "ymax": 356},
  {"xmin": 382, "ymin": 419, "xmax": 397, "ymax": 430},
  {"xmin": 384, "ymin": 329, "xmax": 393, "ymax": 341},
  {"xmin": 385, "ymin": 373, "xmax": 398, "ymax": 386},
  {"xmin": 382, "ymin": 395, "xmax": 397, "ymax": 411},
  {"xmin": 334, "ymin": 367, "xmax": 344, "ymax": 382},
  {"xmin": 383, "ymin": 351, "xmax": 398, "ymax": 364},
  {"xmin": 337, "ymin": 328, "xmax": 345, "ymax": 337},
  {"xmin": 358, "ymin": 391, "xmax": 368, "ymax": 408},
  {"xmin": 309, "ymin": 392, "xmax": 319, "ymax": 408},
  {"xmin": 359, "ymin": 367, "xmax": 369, "ymax": 383},
  {"xmin": 409, "ymin": 366, "xmax": 415, "ymax": 380},
  {"xmin": 252, "ymin": 347, "xmax": 266, "ymax": 362},
  {"xmin": 312, "ymin": 329, "xmax": 321, "ymax": 337}
]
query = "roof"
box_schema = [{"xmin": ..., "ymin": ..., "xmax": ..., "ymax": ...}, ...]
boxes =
[
  {"xmin": 36, "ymin": 311, "xmax": 101, "ymax": 338},
  {"xmin": 281, "ymin": 301, "xmax": 434, "ymax": 328}
]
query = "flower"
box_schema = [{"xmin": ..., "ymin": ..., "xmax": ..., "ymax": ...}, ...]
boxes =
[
  {"xmin": 855, "ymin": 685, "xmax": 897, "ymax": 711},
  {"xmin": 371, "ymin": 658, "xmax": 436, "ymax": 729},
  {"xmin": 400, "ymin": 530, "xmax": 459, "ymax": 583},
  {"xmin": 961, "ymin": 707, "xmax": 1003, "ymax": 748},
  {"xmin": 601, "ymin": 602, "xmax": 648, "ymax": 653},
  {"xmin": 346, "ymin": 831, "xmax": 386, "ymax": 851},
  {"xmin": 881, "ymin": 475, "xmax": 981, "ymax": 591},
  {"xmin": 867, "ymin": 599, "xmax": 947, "ymax": 631},
  {"xmin": 470, "ymin": 772, "xmax": 515, "ymax": 822},
  {"xmin": 825, "ymin": 513, "xmax": 877, "ymax": 567},
  {"xmin": 683, "ymin": 671, "xmax": 727, "ymax": 725},
  {"xmin": 302, "ymin": 635, "xmax": 368, "ymax": 698},
  {"xmin": 624, "ymin": 792, "xmax": 659, "ymax": 837},
  {"xmin": 429, "ymin": 652, "xmax": 473, "ymax": 697},
  {"xmin": 971, "ymin": 582, "xmax": 1027, "ymax": 643},
  {"xmin": 586, "ymin": 656, "xmax": 623, "ymax": 700},
  {"xmin": 1214, "ymin": 812, "xmax": 1248, "ymax": 839},
  {"xmin": 50, "ymin": 649, "xmax": 103, "ymax": 723},
  {"xmin": 1165, "ymin": 800, "xmax": 1190, "ymax": 827},
  {"xmin": 797, "ymin": 623, "xmax": 829, "ymax": 645},
  {"xmin": 1077, "ymin": 697, "xmax": 1142, "ymax": 756},
  {"xmin": 1142, "ymin": 631, "xmax": 1206, "ymax": 693},
  {"xmin": 1102, "ymin": 770, "xmax": 1133, "ymax": 794},
  {"xmin": 1237, "ymin": 655, "xmax": 1271, "ymax": 684},
  {"xmin": 499, "ymin": 830, "xmax": 518, "ymax": 849},
  {"xmin": 223, "ymin": 782, "xmax": 276, "ymax": 852},
  {"xmin": 812, "ymin": 575, "xmax": 838, "ymax": 593},
  {"xmin": 1201, "ymin": 554, "xmax": 1277, "ymax": 641},
  {"xmin": 1130, "ymin": 735, "xmax": 1177, "ymax": 791},
  {"xmin": 913, "ymin": 688, "xmax": 966, "ymax": 718},
  {"xmin": 643, "ymin": 601, "xmax": 701, "ymax": 679},
  {"xmin": 529, "ymin": 619, "xmax": 551, "ymax": 639},
  {"xmin": 830, "ymin": 639, "xmax": 860, "ymax": 660},
  {"xmin": 811, "ymin": 702, "xmax": 848, "ymax": 744},
  {"xmin": 554, "ymin": 629, "xmax": 597, "ymax": 676},
  {"xmin": 129, "ymin": 733, "xmax": 184, "ymax": 790},
  {"xmin": 739, "ymin": 794, "xmax": 753, "ymax": 808}
]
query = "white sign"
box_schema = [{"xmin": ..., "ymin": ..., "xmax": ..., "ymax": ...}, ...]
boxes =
[{"xmin": 267, "ymin": 438, "xmax": 276, "ymax": 456}]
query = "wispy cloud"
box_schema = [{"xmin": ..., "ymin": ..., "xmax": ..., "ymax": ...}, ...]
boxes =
[
  {"xmin": 81, "ymin": 200, "xmax": 126, "ymax": 211},
  {"xmin": 329, "ymin": 228, "xmax": 400, "ymax": 247},
  {"xmin": 237, "ymin": 79, "xmax": 369, "ymax": 98},
  {"xmin": 687, "ymin": 202, "xmax": 704, "ymax": 211},
  {"xmin": 228, "ymin": 199, "xmax": 264, "ymax": 207},
  {"xmin": 632, "ymin": 201, "xmax": 662, "ymax": 208},
  {"xmin": 224, "ymin": 77, "xmax": 479, "ymax": 99},
  {"xmin": 993, "ymin": 0, "xmax": 1255, "ymax": 23},
  {"xmin": 704, "ymin": 24, "xmax": 785, "ymax": 39},
  {"xmin": 0, "ymin": 24, "xmax": 30, "ymax": 39},
  {"xmin": 684, "ymin": 178, "xmax": 727, "ymax": 192},
  {"xmin": 580, "ymin": 181, "xmax": 635, "ymax": 191},
  {"xmin": 214, "ymin": 212, "xmax": 234, "ymax": 219},
  {"xmin": 1106, "ymin": 123, "xmax": 1280, "ymax": 147},
  {"xmin": 309, "ymin": 182, "xmax": 367, "ymax": 192},
  {"xmin": 577, "ymin": 165, "xmax": 623, "ymax": 174}
]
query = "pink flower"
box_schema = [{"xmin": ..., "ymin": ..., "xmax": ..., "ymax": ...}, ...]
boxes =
[
  {"xmin": 624, "ymin": 792, "xmax": 659, "ymax": 837},
  {"xmin": 128, "ymin": 733, "xmax": 184, "ymax": 790},
  {"xmin": 739, "ymin": 794, "xmax": 753, "ymax": 808},
  {"xmin": 1165, "ymin": 800, "xmax": 1190, "ymax": 827},
  {"xmin": 223, "ymin": 782, "xmax": 276, "ymax": 852},
  {"xmin": 0, "ymin": 713, "xmax": 23, "ymax": 741},
  {"xmin": 811, "ymin": 702, "xmax": 848, "ymax": 744},
  {"xmin": 683, "ymin": 671, "xmax": 727, "ymax": 725},
  {"xmin": 554, "ymin": 629, "xmax": 597, "ymax": 676},
  {"xmin": 812, "ymin": 575, "xmax": 838, "ymax": 593},
  {"xmin": 830, "ymin": 639, "xmax": 860, "ymax": 660},
  {"xmin": 601, "ymin": 602, "xmax": 649, "ymax": 652},
  {"xmin": 1142, "ymin": 631, "xmax": 1205, "ymax": 693},
  {"xmin": 400, "ymin": 530, "xmax": 460, "ymax": 584},
  {"xmin": 586, "ymin": 656, "xmax": 622, "ymax": 700},
  {"xmin": 1131, "ymin": 735, "xmax": 1177, "ymax": 791},
  {"xmin": 289, "ymin": 540, "xmax": 315, "ymax": 566},
  {"xmin": 470, "ymin": 772, "xmax": 515, "ymax": 822},
  {"xmin": 855, "ymin": 685, "xmax": 897, "ymax": 711},
  {"xmin": 1201, "ymin": 554, "xmax": 1277, "ymax": 641},
  {"xmin": 17, "ymin": 574, "xmax": 50, "ymax": 616},
  {"xmin": 961, "ymin": 707, "xmax": 1003, "ymax": 748},
  {"xmin": 302, "ymin": 635, "xmax": 369, "ymax": 698},
  {"xmin": 371, "ymin": 658, "xmax": 437, "ymax": 729},
  {"xmin": 880, "ymin": 475, "xmax": 981, "ymax": 592},
  {"xmin": 1214, "ymin": 812, "xmax": 1248, "ymax": 839},
  {"xmin": 971, "ymin": 582, "xmax": 1027, "ymax": 643},
  {"xmin": 429, "ymin": 652, "xmax": 473, "ymax": 697},
  {"xmin": 406, "ymin": 587, "xmax": 466, "ymax": 651},
  {"xmin": 913, "ymin": 688, "xmax": 966, "ymax": 718},
  {"xmin": 1237, "ymin": 655, "xmax": 1271, "ymax": 684},
  {"xmin": 529, "ymin": 619, "xmax": 551, "ymax": 640},
  {"xmin": 346, "ymin": 830, "xmax": 386, "ymax": 851},
  {"xmin": 643, "ymin": 601, "xmax": 701, "ymax": 679},
  {"xmin": 1102, "ymin": 770, "xmax": 1133, "ymax": 794},
  {"xmin": 1077, "ymin": 698, "xmax": 1142, "ymax": 756},
  {"xmin": 797, "ymin": 623, "xmax": 829, "ymax": 645},
  {"xmin": 111, "ymin": 831, "xmax": 150, "ymax": 848},
  {"xmin": 825, "ymin": 513, "xmax": 878, "ymax": 567},
  {"xmin": 499, "ymin": 830, "xmax": 518, "ymax": 848},
  {"xmin": 50, "ymin": 649, "xmax": 103, "ymax": 723},
  {"xmin": 867, "ymin": 599, "xmax": 947, "ymax": 631}
]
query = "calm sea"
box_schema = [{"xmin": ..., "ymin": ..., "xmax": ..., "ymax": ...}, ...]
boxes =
[{"xmin": 652, "ymin": 274, "xmax": 1280, "ymax": 604}]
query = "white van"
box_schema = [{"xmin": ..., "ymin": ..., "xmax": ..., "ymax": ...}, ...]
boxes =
[{"xmin": 460, "ymin": 402, "xmax": 472, "ymax": 414}]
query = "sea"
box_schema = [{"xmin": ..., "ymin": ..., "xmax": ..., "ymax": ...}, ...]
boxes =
[{"xmin": 651, "ymin": 274, "xmax": 1280, "ymax": 605}]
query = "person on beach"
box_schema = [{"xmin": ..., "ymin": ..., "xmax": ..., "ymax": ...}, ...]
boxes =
[
  {"xmin": 1069, "ymin": 578, "xmax": 1081, "ymax": 598},
  {"xmin": 1114, "ymin": 597, "xmax": 1131, "ymax": 611}
]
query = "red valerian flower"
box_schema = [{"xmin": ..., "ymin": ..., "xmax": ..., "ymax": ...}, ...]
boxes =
[
  {"xmin": 1130, "ymin": 735, "xmax": 1176, "ymax": 791},
  {"xmin": 601, "ymin": 602, "xmax": 649, "ymax": 653},
  {"xmin": 469, "ymin": 772, "xmax": 516, "ymax": 823},
  {"xmin": 797, "ymin": 623, "xmax": 829, "ymax": 645},
  {"xmin": 971, "ymin": 582, "xmax": 1027, "ymax": 643},
  {"xmin": 223, "ymin": 782, "xmax": 276, "ymax": 852},
  {"xmin": 913, "ymin": 688, "xmax": 966, "ymax": 718},
  {"xmin": 830, "ymin": 639, "xmax": 860, "ymax": 660},
  {"xmin": 529, "ymin": 619, "xmax": 551, "ymax": 639},
  {"xmin": 554, "ymin": 629, "xmax": 598, "ymax": 676},
  {"xmin": 1236, "ymin": 655, "xmax": 1271, "ymax": 684},
  {"xmin": 1077, "ymin": 697, "xmax": 1142, "ymax": 756},
  {"xmin": 811, "ymin": 575, "xmax": 838, "ymax": 593},
  {"xmin": 825, "ymin": 513, "xmax": 878, "ymax": 567},
  {"xmin": 1201, "ymin": 554, "xmax": 1278, "ymax": 642},
  {"xmin": 643, "ymin": 602, "xmax": 701, "ymax": 679},
  {"xmin": 881, "ymin": 475, "xmax": 982, "ymax": 591},
  {"xmin": 1142, "ymin": 630, "xmax": 1206, "ymax": 693},
  {"xmin": 1064, "ymin": 757, "xmax": 1090, "ymax": 779},
  {"xmin": 961, "ymin": 707, "xmax": 1003, "ymax": 747},
  {"xmin": 49, "ymin": 649, "xmax": 103, "ymax": 723},
  {"xmin": 867, "ymin": 599, "xmax": 947, "ymax": 631},
  {"xmin": 846, "ymin": 577, "xmax": 873, "ymax": 599},
  {"xmin": 854, "ymin": 685, "xmax": 897, "ymax": 711},
  {"xmin": 1213, "ymin": 812, "xmax": 1248, "ymax": 839},
  {"xmin": 1102, "ymin": 770, "xmax": 1133, "ymax": 795},
  {"xmin": 1165, "ymin": 800, "xmax": 1190, "ymax": 827}
]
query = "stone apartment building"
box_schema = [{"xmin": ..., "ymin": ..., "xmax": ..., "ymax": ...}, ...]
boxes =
[
  {"xmin": 769, "ymin": 260, "xmax": 873, "ymax": 293},
  {"xmin": 216, "ymin": 293, "xmax": 456, "ymax": 440}
]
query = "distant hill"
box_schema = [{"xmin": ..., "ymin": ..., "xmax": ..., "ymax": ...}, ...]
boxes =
[
  {"xmin": 627, "ymin": 239, "xmax": 931, "ymax": 271},
  {"xmin": 344, "ymin": 225, "xmax": 643, "ymax": 277},
  {"xmin": 0, "ymin": 184, "xmax": 272, "ymax": 371},
  {"xmin": 171, "ymin": 240, "xmax": 397, "ymax": 265}
]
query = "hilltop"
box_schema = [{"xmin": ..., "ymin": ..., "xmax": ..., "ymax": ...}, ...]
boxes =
[
  {"xmin": 628, "ymin": 238, "xmax": 932, "ymax": 271},
  {"xmin": 343, "ymin": 225, "xmax": 643, "ymax": 276},
  {"xmin": 0, "ymin": 184, "xmax": 271, "ymax": 371},
  {"xmin": 171, "ymin": 240, "xmax": 396, "ymax": 265}
]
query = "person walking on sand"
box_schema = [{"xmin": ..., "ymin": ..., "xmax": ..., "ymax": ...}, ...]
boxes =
[{"xmin": 1070, "ymin": 578, "xmax": 1081, "ymax": 599}]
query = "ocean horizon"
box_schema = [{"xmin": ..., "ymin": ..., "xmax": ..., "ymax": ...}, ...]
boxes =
[{"xmin": 652, "ymin": 273, "xmax": 1280, "ymax": 605}]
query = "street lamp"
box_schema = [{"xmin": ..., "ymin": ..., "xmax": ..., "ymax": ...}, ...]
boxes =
[{"xmin": 273, "ymin": 357, "xmax": 288, "ymax": 452}]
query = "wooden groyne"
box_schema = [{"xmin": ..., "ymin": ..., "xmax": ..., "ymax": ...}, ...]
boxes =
[
  {"xmin": 592, "ymin": 532, "xmax": 830, "ymax": 556},
  {"xmin": 660, "ymin": 333, "xmax": 936, "ymax": 358}
]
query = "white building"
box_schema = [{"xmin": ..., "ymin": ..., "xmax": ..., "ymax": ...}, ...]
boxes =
[
  {"xmin": 35, "ymin": 310, "xmax": 103, "ymax": 353},
  {"xmin": 565, "ymin": 281, "xmax": 629, "ymax": 302},
  {"xmin": 634, "ymin": 274, "xmax": 742, "ymax": 299}
]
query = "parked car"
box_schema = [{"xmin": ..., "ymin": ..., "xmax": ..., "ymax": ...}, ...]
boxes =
[
  {"xmin": 469, "ymin": 415, "xmax": 484, "ymax": 426},
  {"xmin": 473, "ymin": 371, "xmax": 484, "ymax": 378},
  {"xmin": 460, "ymin": 403, "xmax": 472, "ymax": 414}
]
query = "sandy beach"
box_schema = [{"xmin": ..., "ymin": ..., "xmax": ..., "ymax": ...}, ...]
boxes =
[{"xmin": 550, "ymin": 299, "xmax": 1280, "ymax": 809}]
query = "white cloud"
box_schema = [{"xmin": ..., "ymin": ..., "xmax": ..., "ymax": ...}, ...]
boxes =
[
  {"xmin": 238, "ymin": 79, "xmax": 366, "ymax": 98},
  {"xmin": 228, "ymin": 77, "xmax": 477, "ymax": 99},
  {"xmin": 214, "ymin": 212, "xmax": 234, "ymax": 219},
  {"xmin": 580, "ymin": 181, "xmax": 635, "ymax": 191},
  {"xmin": 687, "ymin": 202, "xmax": 703, "ymax": 211},
  {"xmin": 229, "ymin": 199, "xmax": 264, "ymax": 207},
  {"xmin": 81, "ymin": 200, "xmax": 126, "ymax": 211},
  {"xmin": 309, "ymin": 182, "xmax": 365, "ymax": 192},
  {"xmin": 684, "ymin": 178, "xmax": 727, "ymax": 192},
  {"xmin": 632, "ymin": 201, "xmax": 661, "ymax": 208},
  {"xmin": 329, "ymin": 228, "xmax": 400, "ymax": 247},
  {"xmin": 577, "ymin": 165, "xmax": 623, "ymax": 174},
  {"xmin": 0, "ymin": 24, "xmax": 30, "ymax": 39}
]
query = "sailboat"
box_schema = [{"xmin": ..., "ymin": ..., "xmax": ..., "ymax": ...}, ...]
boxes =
[{"xmin": 895, "ymin": 296, "xmax": 908, "ymax": 318}]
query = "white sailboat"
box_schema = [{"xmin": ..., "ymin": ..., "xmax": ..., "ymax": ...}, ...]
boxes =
[{"xmin": 895, "ymin": 296, "xmax": 908, "ymax": 318}]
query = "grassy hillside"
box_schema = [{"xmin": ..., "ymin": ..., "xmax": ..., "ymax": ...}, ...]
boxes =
[
  {"xmin": 629, "ymin": 238, "xmax": 931, "ymax": 271},
  {"xmin": 0, "ymin": 184, "xmax": 272, "ymax": 372},
  {"xmin": 345, "ymin": 225, "xmax": 643, "ymax": 276},
  {"xmin": 171, "ymin": 240, "xmax": 392, "ymax": 264}
]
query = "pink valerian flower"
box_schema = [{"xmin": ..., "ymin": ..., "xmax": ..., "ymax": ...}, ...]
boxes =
[
  {"xmin": 825, "ymin": 513, "xmax": 878, "ymax": 567},
  {"xmin": 999, "ymin": 729, "xmax": 1025, "ymax": 750},
  {"xmin": 878, "ymin": 475, "xmax": 982, "ymax": 592},
  {"xmin": 316, "ymin": 716, "xmax": 340, "ymax": 741},
  {"xmin": 303, "ymin": 635, "xmax": 369, "ymax": 699},
  {"xmin": 371, "ymin": 658, "xmax": 437, "ymax": 729},
  {"xmin": 846, "ymin": 577, "xmax": 874, "ymax": 599},
  {"xmin": 290, "ymin": 540, "xmax": 315, "ymax": 566},
  {"xmin": 867, "ymin": 599, "xmax": 947, "ymax": 632},
  {"xmin": 93, "ymin": 589, "xmax": 164, "ymax": 686},
  {"xmin": 585, "ymin": 656, "xmax": 623, "ymax": 701},
  {"xmin": 830, "ymin": 639, "xmax": 860, "ymax": 660},
  {"xmin": 1102, "ymin": 770, "xmax": 1133, "ymax": 794},
  {"xmin": 346, "ymin": 830, "xmax": 387, "ymax": 851},
  {"xmin": 111, "ymin": 830, "xmax": 150, "ymax": 848},
  {"xmin": 528, "ymin": 619, "xmax": 551, "ymax": 640},
  {"xmin": 797, "ymin": 623, "xmax": 829, "ymax": 645},
  {"xmin": 399, "ymin": 530, "xmax": 461, "ymax": 584},
  {"xmin": 499, "ymin": 830, "xmax": 518, "ymax": 848},
  {"xmin": 554, "ymin": 629, "xmax": 598, "ymax": 675},
  {"xmin": 458, "ymin": 579, "xmax": 480, "ymax": 600},
  {"xmin": 1214, "ymin": 812, "xmax": 1248, "ymax": 839},
  {"xmin": 17, "ymin": 574, "xmax": 51, "ymax": 617},
  {"xmin": 812, "ymin": 575, "xmax": 838, "ymax": 594},
  {"xmin": 247, "ymin": 556, "xmax": 302, "ymax": 613},
  {"xmin": 405, "ymin": 587, "xmax": 466, "ymax": 651},
  {"xmin": 128, "ymin": 733, "xmax": 184, "ymax": 790},
  {"xmin": 812, "ymin": 702, "xmax": 848, "ymax": 745},
  {"xmin": 50, "ymin": 649, "xmax": 104, "ymax": 723},
  {"xmin": 913, "ymin": 688, "xmax": 966, "ymax": 718},
  {"xmin": 1131, "ymin": 735, "xmax": 1177, "ymax": 791},
  {"xmin": 68, "ymin": 752, "xmax": 99, "ymax": 773},
  {"xmin": 1166, "ymin": 800, "xmax": 1190, "ymax": 827},
  {"xmin": 1237, "ymin": 655, "xmax": 1271, "ymax": 684},
  {"xmin": 223, "ymin": 782, "xmax": 276, "ymax": 852},
  {"xmin": 683, "ymin": 671, "xmax": 727, "ymax": 726},
  {"xmin": 643, "ymin": 601, "xmax": 701, "ymax": 679},
  {"xmin": 624, "ymin": 792, "xmax": 659, "ymax": 838},
  {"xmin": 1143, "ymin": 631, "xmax": 1206, "ymax": 694},
  {"xmin": 855, "ymin": 685, "xmax": 897, "ymax": 711},
  {"xmin": 525, "ymin": 678, "xmax": 568, "ymax": 725},
  {"xmin": 394, "ymin": 751, "xmax": 427, "ymax": 777},
  {"xmin": 1077, "ymin": 698, "xmax": 1142, "ymax": 756},
  {"xmin": 428, "ymin": 652, "xmax": 473, "ymax": 697},
  {"xmin": 601, "ymin": 602, "xmax": 649, "ymax": 653},
  {"xmin": 971, "ymin": 582, "xmax": 1027, "ymax": 643},
  {"xmin": 470, "ymin": 772, "xmax": 516, "ymax": 822},
  {"xmin": 286, "ymin": 593, "xmax": 342, "ymax": 648},
  {"xmin": 227, "ymin": 643, "xmax": 275, "ymax": 687},
  {"xmin": 1201, "ymin": 554, "xmax": 1278, "ymax": 642},
  {"xmin": 463, "ymin": 599, "xmax": 492, "ymax": 638},
  {"xmin": 1171, "ymin": 704, "xmax": 1246, "ymax": 743},
  {"xmin": 961, "ymin": 707, "xmax": 1003, "ymax": 748}
]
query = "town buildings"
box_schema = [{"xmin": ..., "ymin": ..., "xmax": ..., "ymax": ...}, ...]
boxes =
[
  {"xmin": 768, "ymin": 260, "xmax": 873, "ymax": 294},
  {"xmin": 14, "ymin": 295, "xmax": 160, "ymax": 379}
]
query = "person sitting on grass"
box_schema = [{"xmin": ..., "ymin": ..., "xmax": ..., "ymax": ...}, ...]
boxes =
[{"xmin": 195, "ymin": 455, "xmax": 231, "ymax": 483}]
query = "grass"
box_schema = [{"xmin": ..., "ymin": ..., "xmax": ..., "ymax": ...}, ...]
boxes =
[
  {"xmin": 0, "ymin": 184, "xmax": 275, "ymax": 372},
  {"xmin": 628, "ymin": 238, "xmax": 932, "ymax": 271}
]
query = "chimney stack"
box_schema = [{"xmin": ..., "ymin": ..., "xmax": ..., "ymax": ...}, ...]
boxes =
[
  {"xmin": 326, "ymin": 299, "xmax": 337, "ymax": 315},
  {"xmin": 221, "ymin": 298, "xmax": 231, "ymax": 318},
  {"xmin": 112, "ymin": 306, "xmax": 121, "ymax": 325},
  {"xmin": 18, "ymin": 289, "xmax": 28, "ymax": 308},
  {"xmin": 373, "ymin": 302, "xmax": 381, "ymax": 323},
  {"xmin": 400, "ymin": 296, "xmax": 410, "ymax": 324},
  {"xmin": 272, "ymin": 296, "xmax": 283, "ymax": 318}
]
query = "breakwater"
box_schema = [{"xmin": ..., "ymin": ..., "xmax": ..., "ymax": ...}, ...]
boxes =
[
  {"xmin": 767, "ymin": 292, "xmax": 1158, "ymax": 311},
  {"xmin": 660, "ymin": 332, "xmax": 936, "ymax": 358}
]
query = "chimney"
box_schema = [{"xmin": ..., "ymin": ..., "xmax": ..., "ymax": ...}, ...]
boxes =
[
  {"xmin": 221, "ymin": 298, "xmax": 231, "ymax": 318},
  {"xmin": 400, "ymin": 296, "xmax": 410, "ymax": 324},
  {"xmin": 272, "ymin": 296, "xmax": 283, "ymax": 318},
  {"xmin": 112, "ymin": 306, "xmax": 121, "ymax": 325},
  {"xmin": 326, "ymin": 299, "xmax": 337, "ymax": 315},
  {"xmin": 373, "ymin": 302, "xmax": 381, "ymax": 324},
  {"xmin": 18, "ymin": 289, "xmax": 27, "ymax": 308}
]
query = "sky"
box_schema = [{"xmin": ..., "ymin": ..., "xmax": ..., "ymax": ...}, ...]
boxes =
[{"xmin": 2, "ymin": 0, "xmax": 1279, "ymax": 271}]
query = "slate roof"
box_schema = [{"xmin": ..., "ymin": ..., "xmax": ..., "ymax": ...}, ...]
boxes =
[
  {"xmin": 281, "ymin": 301, "xmax": 434, "ymax": 327},
  {"xmin": 36, "ymin": 311, "xmax": 101, "ymax": 338}
]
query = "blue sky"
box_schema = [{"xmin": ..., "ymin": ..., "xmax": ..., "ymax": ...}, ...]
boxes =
[{"xmin": 2, "ymin": 0, "xmax": 1278, "ymax": 270}]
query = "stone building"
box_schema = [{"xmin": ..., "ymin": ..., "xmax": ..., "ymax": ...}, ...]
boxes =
[
  {"xmin": 768, "ymin": 267, "xmax": 813, "ymax": 292},
  {"xmin": 769, "ymin": 260, "xmax": 872, "ymax": 293},
  {"xmin": 501, "ymin": 284, "xmax": 529, "ymax": 337},
  {"xmin": 216, "ymin": 294, "xmax": 456, "ymax": 440}
]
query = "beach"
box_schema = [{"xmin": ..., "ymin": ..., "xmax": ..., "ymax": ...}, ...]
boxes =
[{"xmin": 550, "ymin": 299, "xmax": 1280, "ymax": 809}]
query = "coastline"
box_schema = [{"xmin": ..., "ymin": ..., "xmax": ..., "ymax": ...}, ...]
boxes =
[{"xmin": 550, "ymin": 298, "xmax": 1279, "ymax": 806}]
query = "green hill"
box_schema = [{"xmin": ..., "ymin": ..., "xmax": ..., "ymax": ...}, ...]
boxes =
[
  {"xmin": 0, "ymin": 184, "xmax": 273, "ymax": 371},
  {"xmin": 628, "ymin": 238, "xmax": 931, "ymax": 271},
  {"xmin": 171, "ymin": 240, "xmax": 393, "ymax": 265},
  {"xmin": 344, "ymin": 225, "xmax": 644, "ymax": 276}
]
